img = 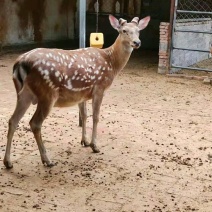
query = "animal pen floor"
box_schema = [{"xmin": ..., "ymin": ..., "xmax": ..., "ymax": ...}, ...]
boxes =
[{"xmin": 0, "ymin": 50, "xmax": 212, "ymax": 212}]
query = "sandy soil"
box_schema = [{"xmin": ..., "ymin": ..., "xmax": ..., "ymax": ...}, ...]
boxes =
[{"xmin": 0, "ymin": 50, "xmax": 212, "ymax": 212}]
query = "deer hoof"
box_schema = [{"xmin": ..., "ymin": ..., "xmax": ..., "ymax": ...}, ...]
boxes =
[
  {"xmin": 42, "ymin": 158, "xmax": 55, "ymax": 167},
  {"xmin": 81, "ymin": 140, "xmax": 90, "ymax": 147},
  {"xmin": 46, "ymin": 162, "xmax": 55, "ymax": 167},
  {"xmin": 3, "ymin": 160, "xmax": 13, "ymax": 169},
  {"xmin": 43, "ymin": 160, "xmax": 55, "ymax": 167},
  {"xmin": 90, "ymin": 144, "xmax": 100, "ymax": 153}
]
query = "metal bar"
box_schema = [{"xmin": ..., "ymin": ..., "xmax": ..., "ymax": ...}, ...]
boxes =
[
  {"xmin": 175, "ymin": 29, "xmax": 212, "ymax": 34},
  {"xmin": 167, "ymin": 0, "xmax": 175, "ymax": 70},
  {"xmin": 79, "ymin": 0, "xmax": 86, "ymax": 48},
  {"xmin": 172, "ymin": 47, "xmax": 210, "ymax": 53},
  {"xmin": 169, "ymin": 0, "xmax": 178, "ymax": 73},
  {"xmin": 171, "ymin": 65, "xmax": 212, "ymax": 72},
  {"xmin": 177, "ymin": 10, "xmax": 212, "ymax": 15},
  {"xmin": 78, "ymin": 0, "xmax": 86, "ymax": 127}
]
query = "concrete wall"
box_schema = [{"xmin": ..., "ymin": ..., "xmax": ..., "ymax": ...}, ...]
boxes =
[
  {"xmin": 0, "ymin": 0, "xmax": 171, "ymax": 50},
  {"xmin": 0, "ymin": 0, "xmax": 77, "ymax": 48},
  {"xmin": 172, "ymin": 19, "xmax": 212, "ymax": 69}
]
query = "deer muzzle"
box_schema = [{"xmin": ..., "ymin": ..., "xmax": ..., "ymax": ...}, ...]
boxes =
[{"xmin": 132, "ymin": 40, "xmax": 141, "ymax": 49}]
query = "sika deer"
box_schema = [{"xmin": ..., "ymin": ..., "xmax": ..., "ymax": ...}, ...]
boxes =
[{"xmin": 3, "ymin": 15, "xmax": 150, "ymax": 168}]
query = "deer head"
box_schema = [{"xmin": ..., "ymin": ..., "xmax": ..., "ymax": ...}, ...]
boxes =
[{"xmin": 109, "ymin": 15, "xmax": 150, "ymax": 49}]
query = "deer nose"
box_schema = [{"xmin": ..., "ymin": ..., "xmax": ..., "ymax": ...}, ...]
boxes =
[{"xmin": 133, "ymin": 41, "xmax": 141, "ymax": 47}]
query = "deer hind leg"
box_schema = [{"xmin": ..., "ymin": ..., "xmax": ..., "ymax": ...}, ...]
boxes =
[
  {"xmin": 3, "ymin": 86, "xmax": 32, "ymax": 169},
  {"xmin": 90, "ymin": 91, "xmax": 104, "ymax": 153},
  {"xmin": 29, "ymin": 99, "xmax": 55, "ymax": 167},
  {"xmin": 78, "ymin": 102, "xmax": 90, "ymax": 147}
]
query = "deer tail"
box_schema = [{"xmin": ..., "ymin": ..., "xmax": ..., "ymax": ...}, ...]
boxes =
[{"xmin": 12, "ymin": 62, "xmax": 29, "ymax": 95}]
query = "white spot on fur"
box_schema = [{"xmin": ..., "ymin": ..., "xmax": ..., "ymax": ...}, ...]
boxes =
[
  {"xmin": 43, "ymin": 75, "xmax": 49, "ymax": 80},
  {"xmin": 38, "ymin": 67, "xmax": 43, "ymax": 72},
  {"xmin": 68, "ymin": 63, "xmax": 72, "ymax": 68},
  {"xmin": 65, "ymin": 79, "xmax": 73, "ymax": 90},
  {"xmin": 48, "ymin": 81, "xmax": 53, "ymax": 87},
  {"xmin": 94, "ymin": 70, "xmax": 99, "ymax": 75},
  {"xmin": 55, "ymin": 71, "xmax": 60, "ymax": 77},
  {"xmin": 45, "ymin": 79, "xmax": 51, "ymax": 84},
  {"xmin": 85, "ymin": 68, "xmax": 92, "ymax": 73},
  {"xmin": 44, "ymin": 70, "xmax": 49, "ymax": 75},
  {"xmin": 33, "ymin": 60, "xmax": 42, "ymax": 67}
]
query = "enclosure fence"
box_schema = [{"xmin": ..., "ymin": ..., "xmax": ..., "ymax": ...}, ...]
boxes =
[{"xmin": 170, "ymin": 0, "xmax": 212, "ymax": 72}]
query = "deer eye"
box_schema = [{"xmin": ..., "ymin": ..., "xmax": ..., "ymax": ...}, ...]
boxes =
[{"xmin": 123, "ymin": 30, "xmax": 127, "ymax": 33}]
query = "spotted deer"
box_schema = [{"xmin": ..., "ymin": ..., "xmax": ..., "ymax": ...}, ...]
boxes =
[{"xmin": 3, "ymin": 15, "xmax": 150, "ymax": 168}]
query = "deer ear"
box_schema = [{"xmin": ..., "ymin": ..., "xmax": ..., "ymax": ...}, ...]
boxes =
[
  {"xmin": 138, "ymin": 16, "xmax": 151, "ymax": 30},
  {"xmin": 109, "ymin": 15, "xmax": 120, "ymax": 30}
]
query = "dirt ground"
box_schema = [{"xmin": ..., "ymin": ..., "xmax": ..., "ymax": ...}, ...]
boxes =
[{"xmin": 0, "ymin": 50, "xmax": 212, "ymax": 212}]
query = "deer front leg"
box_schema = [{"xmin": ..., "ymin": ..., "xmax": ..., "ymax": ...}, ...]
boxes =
[
  {"xmin": 30, "ymin": 100, "xmax": 55, "ymax": 167},
  {"xmin": 90, "ymin": 92, "xmax": 103, "ymax": 153},
  {"xmin": 78, "ymin": 102, "xmax": 90, "ymax": 147}
]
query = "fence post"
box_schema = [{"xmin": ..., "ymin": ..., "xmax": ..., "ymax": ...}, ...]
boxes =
[
  {"xmin": 158, "ymin": 22, "xmax": 170, "ymax": 74},
  {"xmin": 78, "ymin": 0, "xmax": 86, "ymax": 127}
]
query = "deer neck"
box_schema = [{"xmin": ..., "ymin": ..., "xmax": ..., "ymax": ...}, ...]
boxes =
[{"xmin": 106, "ymin": 35, "xmax": 133, "ymax": 75}]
